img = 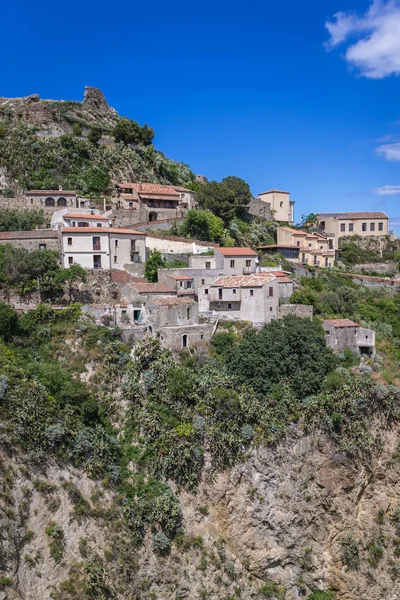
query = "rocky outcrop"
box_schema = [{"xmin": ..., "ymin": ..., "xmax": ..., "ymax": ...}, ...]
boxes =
[
  {"xmin": 2, "ymin": 426, "xmax": 400, "ymax": 599},
  {"xmin": 83, "ymin": 86, "xmax": 116, "ymax": 115}
]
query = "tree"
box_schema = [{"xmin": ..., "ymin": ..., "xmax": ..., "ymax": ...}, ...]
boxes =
[
  {"xmin": 179, "ymin": 210, "xmax": 224, "ymax": 243},
  {"xmin": 145, "ymin": 251, "xmax": 167, "ymax": 283},
  {"xmin": 88, "ymin": 126, "xmax": 102, "ymax": 145},
  {"xmin": 221, "ymin": 176, "xmax": 251, "ymax": 219},
  {"xmin": 0, "ymin": 302, "xmax": 19, "ymax": 341},
  {"xmin": 114, "ymin": 118, "xmax": 154, "ymax": 147},
  {"xmin": 196, "ymin": 176, "xmax": 252, "ymax": 225},
  {"xmin": 0, "ymin": 209, "xmax": 46, "ymax": 232},
  {"xmin": 55, "ymin": 265, "xmax": 87, "ymax": 301},
  {"xmin": 226, "ymin": 316, "xmax": 337, "ymax": 399}
]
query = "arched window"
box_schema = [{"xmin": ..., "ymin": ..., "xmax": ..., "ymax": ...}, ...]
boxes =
[
  {"xmin": 313, "ymin": 255, "xmax": 317, "ymax": 265},
  {"xmin": 45, "ymin": 197, "xmax": 55, "ymax": 207},
  {"xmin": 182, "ymin": 334, "xmax": 188, "ymax": 349},
  {"xmin": 296, "ymin": 241, "xmax": 300, "ymax": 247},
  {"xmin": 302, "ymin": 253, "xmax": 306, "ymax": 263},
  {"xmin": 57, "ymin": 197, "xmax": 67, "ymax": 207}
]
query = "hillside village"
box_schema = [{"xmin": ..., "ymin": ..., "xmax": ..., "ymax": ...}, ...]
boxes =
[{"xmin": 4, "ymin": 88, "xmax": 400, "ymax": 600}]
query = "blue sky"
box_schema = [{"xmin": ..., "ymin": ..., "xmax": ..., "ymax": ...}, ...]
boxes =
[{"xmin": 2, "ymin": 0, "xmax": 400, "ymax": 230}]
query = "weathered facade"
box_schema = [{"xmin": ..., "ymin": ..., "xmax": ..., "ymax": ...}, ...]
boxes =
[
  {"xmin": 114, "ymin": 183, "xmax": 193, "ymax": 222},
  {"xmin": 323, "ymin": 318, "xmax": 376, "ymax": 356},
  {"xmin": 0, "ymin": 229, "xmax": 60, "ymax": 251},
  {"xmin": 199, "ymin": 273, "xmax": 279, "ymax": 324},
  {"xmin": 214, "ymin": 247, "xmax": 258, "ymax": 274},
  {"xmin": 248, "ymin": 189, "xmax": 294, "ymax": 223},
  {"xmin": 259, "ymin": 226, "xmax": 335, "ymax": 268}
]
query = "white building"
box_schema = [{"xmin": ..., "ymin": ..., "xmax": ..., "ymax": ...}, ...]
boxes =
[
  {"xmin": 52, "ymin": 211, "xmax": 111, "ymax": 230},
  {"xmin": 61, "ymin": 227, "xmax": 146, "ymax": 270},
  {"xmin": 214, "ymin": 247, "xmax": 258, "ymax": 274},
  {"xmin": 199, "ymin": 273, "xmax": 279, "ymax": 324}
]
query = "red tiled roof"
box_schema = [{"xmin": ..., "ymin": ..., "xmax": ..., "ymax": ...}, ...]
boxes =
[
  {"xmin": 0, "ymin": 229, "xmax": 58, "ymax": 240},
  {"xmin": 211, "ymin": 273, "xmax": 276, "ymax": 288},
  {"xmin": 167, "ymin": 274, "xmax": 194, "ymax": 280},
  {"xmin": 120, "ymin": 183, "xmax": 180, "ymax": 198},
  {"xmin": 129, "ymin": 282, "xmax": 175, "ymax": 294},
  {"xmin": 318, "ymin": 212, "xmax": 388, "ymax": 220},
  {"xmin": 150, "ymin": 296, "xmax": 195, "ymax": 306},
  {"xmin": 63, "ymin": 213, "xmax": 109, "ymax": 220},
  {"xmin": 61, "ymin": 227, "xmax": 145, "ymax": 235},
  {"xmin": 323, "ymin": 319, "xmax": 359, "ymax": 328},
  {"xmin": 26, "ymin": 190, "xmax": 76, "ymax": 195},
  {"xmin": 216, "ymin": 247, "xmax": 258, "ymax": 256}
]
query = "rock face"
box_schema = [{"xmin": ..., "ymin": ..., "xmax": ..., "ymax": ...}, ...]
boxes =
[
  {"xmin": 2, "ymin": 427, "xmax": 400, "ymax": 599},
  {"xmin": 83, "ymin": 86, "xmax": 116, "ymax": 115}
]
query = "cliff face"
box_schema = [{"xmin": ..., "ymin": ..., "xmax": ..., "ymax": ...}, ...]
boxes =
[{"xmin": 2, "ymin": 426, "xmax": 400, "ymax": 600}]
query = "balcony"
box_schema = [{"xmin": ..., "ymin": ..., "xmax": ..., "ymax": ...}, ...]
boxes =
[{"xmin": 243, "ymin": 266, "xmax": 256, "ymax": 274}]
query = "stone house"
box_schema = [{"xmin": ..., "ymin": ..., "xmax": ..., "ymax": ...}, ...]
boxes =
[
  {"xmin": 145, "ymin": 296, "xmax": 212, "ymax": 350},
  {"xmin": 271, "ymin": 271, "xmax": 295, "ymax": 300},
  {"xmin": 259, "ymin": 226, "xmax": 335, "ymax": 268},
  {"xmin": 317, "ymin": 212, "xmax": 389, "ymax": 241},
  {"xmin": 199, "ymin": 273, "xmax": 279, "ymax": 324},
  {"xmin": 122, "ymin": 281, "xmax": 176, "ymax": 301},
  {"xmin": 157, "ymin": 273, "xmax": 196, "ymax": 297},
  {"xmin": 214, "ymin": 247, "xmax": 258, "ymax": 274},
  {"xmin": 114, "ymin": 183, "xmax": 191, "ymax": 222},
  {"xmin": 0, "ymin": 229, "xmax": 60, "ymax": 252},
  {"xmin": 322, "ymin": 319, "xmax": 375, "ymax": 356},
  {"xmin": 61, "ymin": 227, "xmax": 146, "ymax": 270},
  {"xmin": 248, "ymin": 189, "xmax": 295, "ymax": 223},
  {"xmin": 25, "ymin": 189, "xmax": 78, "ymax": 209}
]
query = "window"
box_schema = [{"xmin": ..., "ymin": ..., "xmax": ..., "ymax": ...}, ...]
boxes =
[
  {"xmin": 39, "ymin": 243, "xmax": 46, "ymax": 251},
  {"xmin": 180, "ymin": 281, "xmax": 183, "ymax": 287},
  {"xmin": 187, "ymin": 308, "xmax": 190, "ymax": 319},
  {"xmin": 57, "ymin": 197, "xmax": 67, "ymax": 207},
  {"xmin": 230, "ymin": 259, "xmax": 235, "ymax": 268},
  {"xmin": 349, "ymin": 223, "xmax": 354, "ymax": 232},
  {"xmin": 218, "ymin": 288, "xmax": 223, "ymax": 300},
  {"xmin": 93, "ymin": 255, "xmax": 102, "ymax": 269},
  {"xmin": 378, "ymin": 222, "xmax": 383, "ymax": 231},
  {"xmin": 250, "ymin": 289, "xmax": 254, "ymax": 296},
  {"xmin": 269, "ymin": 287, "xmax": 274, "ymax": 297},
  {"xmin": 68, "ymin": 257, "xmax": 73, "ymax": 265},
  {"xmin": 67, "ymin": 237, "xmax": 72, "ymax": 246},
  {"xmin": 232, "ymin": 288, "xmax": 236, "ymax": 294},
  {"xmin": 297, "ymin": 241, "xmax": 300, "ymax": 247},
  {"xmin": 362, "ymin": 223, "xmax": 367, "ymax": 232},
  {"xmin": 182, "ymin": 334, "xmax": 188, "ymax": 348},
  {"xmin": 114, "ymin": 256, "xmax": 117, "ymax": 263},
  {"xmin": 130, "ymin": 240, "xmax": 136, "ymax": 252},
  {"xmin": 115, "ymin": 240, "xmax": 118, "ymax": 247},
  {"xmin": 270, "ymin": 306, "xmax": 273, "ymax": 311},
  {"xmin": 92, "ymin": 236, "xmax": 101, "ymax": 250},
  {"xmin": 129, "ymin": 202, "xmax": 133, "ymax": 208},
  {"xmin": 245, "ymin": 259, "xmax": 251, "ymax": 267},
  {"xmin": 96, "ymin": 223, "xmax": 103, "ymax": 228},
  {"xmin": 205, "ymin": 261, "xmax": 210, "ymax": 269},
  {"xmin": 370, "ymin": 222, "xmax": 375, "ymax": 231},
  {"xmin": 309, "ymin": 243, "xmax": 312, "ymax": 248},
  {"xmin": 204, "ymin": 289, "xmax": 209, "ymax": 295},
  {"xmin": 227, "ymin": 303, "xmax": 232, "ymax": 310},
  {"xmin": 340, "ymin": 223, "xmax": 345, "ymax": 232},
  {"xmin": 201, "ymin": 279, "xmax": 205, "ymax": 285},
  {"xmin": 200, "ymin": 333, "xmax": 204, "ymax": 340},
  {"xmin": 280, "ymin": 201, "xmax": 283, "ymax": 207},
  {"xmin": 80, "ymin": 201, "xmax": 85, "ymax": 208},
  {"xmin": 78, "ymin": 221, "xmax": 89, "ymax": 227},
  {"xmin": 45, "ymin": 197, "xmax": 55, "ymax": 207}
]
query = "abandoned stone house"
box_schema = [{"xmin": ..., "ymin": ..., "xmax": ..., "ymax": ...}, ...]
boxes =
[
  {"xmin": 199, "ymin": 273, "xmax": 279, "ymax": 324},
  {"xmin": 0, "ymin": 229, "xmax": 60, "ymax": 252},
  {"xmin": 322, "ymin": 319, "xmax": 376, "ymax": 356},
  {"xmin": 157, "ymin": 274, "xmax": 196, "ymax": 297},
  {"xmin": 248, "ymin": 189, "xmax": 295, "ymax": 223},
  {"xmin": 113, "ymin": 183, "xmax": 195, "ymax": 222}
]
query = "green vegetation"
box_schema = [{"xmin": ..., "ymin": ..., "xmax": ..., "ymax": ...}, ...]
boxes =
[
  {"xmin": 341, "ymin": 534, "xmax": 360, "ymax": 569},
  {"xmin": 338, "ymin": 235, "xmax": 400, "ymax": 265},
  {"xmin": 0, "ymin": 121, "xmax": 194, "ymax": 194},
  {"xmin": 0, "ymin": 209, "xmax": 46, "ymax": 231},
  {"xmin": 145, "ymin": 250, "xmax": 167, "ymax": 282},
  {"xmin": 196, "ymin": 176, "xmax": 251, "ymax": 224},
  {"xmin": 46, "ymin": 522, "xmax": 65, "ymax": 563},
  {"xmin": 259, "ymin": 580, "xmax": 286, "ymax": 599},
  {"xmin": 179, "ymin": 209, "xmax": 225, "ymax": 244},
  {"xmin": 308, "ymin": 592, "xmax": 336, "ymax": 600},
  {"xmin": 113, "ymin": 117, "xmax": 154, "ymax": 146}
]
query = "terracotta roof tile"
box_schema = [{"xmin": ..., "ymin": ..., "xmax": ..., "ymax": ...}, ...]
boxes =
[
  {"xmin": 0, "ymin": 229, "xmax": 58, "ymax": 240},
  {"xmin": 150, "ymin": 296, "xmax": 195, "ymax": 306},
  {"xmin": 167, "ymin": 275, "xmax": 194, "ymax": 280},
  {"xmin": 63, "ymin": 213, "xmax": 109, "ymax": 220},
  {"xmin": 119, "ymin": 183, "xmax": 180, "ymax": 198},
  {"xmin": 26, "ymin": 190, "xmax": 76, "ymax": 195},
  {"xmin": 216, "ymin": 247, "xmax": 258, "ymax": 256},
  {"xmin": 323, "ymin": 319, "xmax": 359, "ymax": 328},
  {"xmin": 258, "ymin": 244, "xmax": 299, "ymax": 249},
  {"xmin": 61, "ymin": 227, "xmax": 145, "ymax": 235},
  {"xmin": 317, "ymin": 212, "xmax": 388, "ymax": 219},
  {"xmin": 129, "ymin": 282, "xmax": 175, "ymax": 294},
  {"xmin": 211, "ymin": 274, "xmax": 276, "ymax": 288}
]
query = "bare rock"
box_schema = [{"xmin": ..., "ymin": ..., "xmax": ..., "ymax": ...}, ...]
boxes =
[{"xmin": 83, "ymin": 86, "xmax": 116, "ymax": 115}]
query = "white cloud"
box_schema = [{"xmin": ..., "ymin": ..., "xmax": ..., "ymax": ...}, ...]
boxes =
[
  {"xmin": 376, "ymin": 142, "xmax": 400, "ymax": 160},
  {"xmin": 325, "ymin": 1, "xmax": 400, "ymax": 78},
  {"xmin": 373, "ymin": 185, "xmax": 400, "ymax": 194}
]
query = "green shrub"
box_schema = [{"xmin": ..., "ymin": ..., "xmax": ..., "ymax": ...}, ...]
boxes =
[
  {"xmin": 341, "ymin": 534, "xmax": 360, "ymax": 569},
  {"xmin": 45, "ymin": 522, "xmax": 65, "ymax": 563},
  {"xmin": 259, "ymin": 580, "xmax": 286, "ymax": 599},
  {"xmin": 152, "ymin": 531, "xmax": 171, "ymax": 553},
  {"xmin": 308, "ymin": 592, "xmax": 336, "ymax": 600}
]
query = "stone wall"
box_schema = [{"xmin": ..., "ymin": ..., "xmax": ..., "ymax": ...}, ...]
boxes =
[
  {"xmin": 156, "ymin": 323, "xmax": 213, "ymax": 351},
  {"xmin": 352, "ymin": 262, "xmax": 397, "ymax": 274},
  {"xmin": 0, "ymin": 230, "xmax": 60, "ymax": 252},
  {"xmin": 247, "ymin": 197, "xmax": 272, "ymax": 221},
  {"xmin": 278, "ymin": 304, "xmax": 313, "ymax": 319},
  {"xmin": 0, "ymin": 289, "xmax": 41, "ymax": 311}
]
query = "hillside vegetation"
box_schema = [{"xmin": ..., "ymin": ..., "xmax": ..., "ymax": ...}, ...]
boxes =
[{"xmin": 0, "ymin": 88, "xmax": 195, "ymax": 195}]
